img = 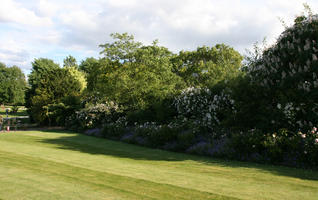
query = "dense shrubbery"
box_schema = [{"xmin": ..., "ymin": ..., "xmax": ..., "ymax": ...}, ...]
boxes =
[{"xmin": 247, "ymin": 14, "xmax": 318, "ymax": 131}]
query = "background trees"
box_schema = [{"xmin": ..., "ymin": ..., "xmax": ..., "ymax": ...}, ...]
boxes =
[{"xmin": 0, "ymin": 62, "xmax": 26, "ymax": 105}]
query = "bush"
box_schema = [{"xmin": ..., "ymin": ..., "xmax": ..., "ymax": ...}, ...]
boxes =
[
  {"xmin": 246, "ymin": 14, "xmax": 318, "ymax": 131},
  {"xmin": 101, "ymin": 118, "xmax": 127, "ymax": 139},
  {"xmin": 173, "ymin": 87, "xmax": 235, "ymax": 132},
  {"xmin": 66, "ymin": 102, "xmax": 123, "ymax": 130}
]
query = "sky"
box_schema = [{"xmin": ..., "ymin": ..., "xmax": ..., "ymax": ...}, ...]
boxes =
[{"xmin": 1, "ymin": 0, "xmax": 318, "ymax": 74}]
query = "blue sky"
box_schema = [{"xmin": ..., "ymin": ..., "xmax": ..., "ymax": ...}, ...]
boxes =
[{"xmin": 1, "ymin": 0, "xmax": 318, "ymax": 74}]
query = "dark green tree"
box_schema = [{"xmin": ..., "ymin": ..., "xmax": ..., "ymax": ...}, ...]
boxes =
[{"xmin": 26, "ymin": 58, "xmax": 83, "ymax": 125}]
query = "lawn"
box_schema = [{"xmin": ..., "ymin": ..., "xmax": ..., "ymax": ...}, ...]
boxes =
[{"xmin": 0, "ymin": 130, "xmax": 317, "ymax": 200}]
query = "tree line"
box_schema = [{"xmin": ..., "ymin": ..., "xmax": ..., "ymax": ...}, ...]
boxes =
[{"xmin": 7, "ymin": 32, "xmax": 240, "ymax": 125}]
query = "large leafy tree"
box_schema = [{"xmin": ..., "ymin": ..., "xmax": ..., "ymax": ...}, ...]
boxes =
[
  {"xmin": 172, "ymin": 44, "xmax": 243, "ymax": 87},
  {"xmin": 102, "ymin": 43, "xmax": 184, "ymax": 110},
  {"xmin": 26, "ymin": 58, "xmax": 83, "ymax": 125},
  {"xmin": 0, "ymin": 62, "xmax": 26, "ymax": 104},
  {"xmin": 93, "ymin": 33, "xmax": 185, "ymax": 110}
]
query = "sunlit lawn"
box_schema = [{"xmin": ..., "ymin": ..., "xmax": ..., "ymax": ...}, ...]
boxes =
[{"xmin": 0, "ymin": 130, "xmax": 317, "ymax": 200}]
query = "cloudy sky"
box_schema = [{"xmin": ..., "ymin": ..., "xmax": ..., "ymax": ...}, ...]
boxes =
[{"xmin": 1, "ymin": 0, "xmax": 318, "ymax": 74}]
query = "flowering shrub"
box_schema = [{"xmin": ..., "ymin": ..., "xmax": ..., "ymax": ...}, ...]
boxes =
[
  {"xmin": 101, "ymin": 116, "xmax": 128, "ymax": 139},
  {"xmin": 173, "ymin": 87, "xmax": 235, "ymax": 130},
  {"xmin": 247, "ymin": 14, "xmax": 318, "ymax": 130},
  {"xmin": 227, "ymin": 127, "xmax": 318, "ymax": 167},
  {"xmin": 66, "ymin": 102, "xmax": 123, "ymax": 130}
]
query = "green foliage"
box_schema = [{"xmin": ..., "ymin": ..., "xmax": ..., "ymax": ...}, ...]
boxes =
[
  {"xmin": 101, "ymin": 120, "xmax": 127, "ymax": 139},
  {"xmin": 247, "ymin": 13, "xmax": 318, "ymax": 130},
  {"xmin": 79, "ymin": 57, "xmax": 103, "ymax": 96},
  {"xmin": 172, "ymin": 44, "xmax": 243, "ymax": 87},
  {"xmin": 63, "ymin": 55, "xmax": 78, "ymax": 68},
  {"xmin": 11, "ymin": 105, "xmax": 19, "ymax": 114},
  {"xmin": 67, "ymin": 102, "xmax": 123, "ymax": 130},
  {"xmin": 26, "ymin": 58, "xmax": 83, "ymax": 125},
  {"xmin": 126, "ymin": 98, "xmax": 177, "ymax": 124},
  {"xmin": 99, "ymin": 32, "xmax": 142, "ymax": 62},
  {"xmin": 0, "ymin": 63, "xmax": 26, "ymax": 105},
  {"xmin": 227, "ymin": 128, "xmax": 318, "ymax": 166},
  {"xmin": 92, "ymin": 34, "xmax": 185, "ymax": 111},
  {"xmin": 64, "ymin": 56, "xmax": 87, "ymax": 92}
]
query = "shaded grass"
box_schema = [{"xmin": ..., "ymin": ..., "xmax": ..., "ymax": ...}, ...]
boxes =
[{"xmin": 0, "ymin": 130, "xmax": 318, "ymax": 200}]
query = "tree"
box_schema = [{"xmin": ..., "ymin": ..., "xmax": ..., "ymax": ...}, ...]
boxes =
[
  {"xmin": 94, "ymin": 34, "xmax": 185, "ymax": 110},
  {"xmin": 0, "ymin": 62, "xmax": 26, "ymax": 105},
  {"xmin": 172, "ymin": 44, "xmax": 243, "ymax": 87},
  {"xmin": 63, "ymin": 55, "xmax": 78, "ymax": 68},
  {"xmin": 79, "ymin": 57, "xmax": 105, "ymax": 95},
  {"xmin": 26, "ymin": 58, "xmax": 83, "ymax": 125},
  {"xmin": 64, "ymin": 56, "xmax": 87, "ymax": 92},
  {"xmin": 99, "ymin": 33, "xmax": 142, "ymax": 63}
]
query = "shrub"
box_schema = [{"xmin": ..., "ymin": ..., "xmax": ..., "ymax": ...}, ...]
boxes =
[
  {"xmin": 66, "ymin": 102, "xmax": 123, "ymax": 130},
  {"xmin": 173, "ymin": 87, "xmax": 235, "ymax": 131},
  {"xmin": 247, "ymin": 14, "xmax": 318, "ymax": 131},
  {"xmin": 101, "ymin": 117, "xmax": 127, "ymax": 139}
]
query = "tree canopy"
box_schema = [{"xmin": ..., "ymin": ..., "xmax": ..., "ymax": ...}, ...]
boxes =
[
  {"xmin": 26, "ymin": 58, "xmax": 85, "ymax": 124},
  {"xmin": 172, "ymin": 44, "xmax": 243, "ymax": 87},
  {"xmin": 0, "ymin": 62, "xmax": 26, "ymax": 105}
]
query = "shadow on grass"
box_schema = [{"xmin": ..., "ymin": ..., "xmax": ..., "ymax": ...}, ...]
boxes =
[{"xmin": 38, "ymin": 129, "xmax": 318, "ymax": 181}]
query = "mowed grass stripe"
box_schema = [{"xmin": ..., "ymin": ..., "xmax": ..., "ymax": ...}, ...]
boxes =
[
  {"xmin": 0, "ymin": 150, "xmax": 235, "ymax": 200},
  {"xmin": 0, "ymin": 131, "xmax": 318, "ymax": 200}
]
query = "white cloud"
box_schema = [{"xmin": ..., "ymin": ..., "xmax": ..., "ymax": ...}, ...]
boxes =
[
  {"xmin": 0, "ymin": 0, "xmax": 52, "ymax": 26},
  {"xmin": 0, "ymin": 39, "xmax": 30, "ymax": 71},
  {"xmin": 36, "ymin": 0, "xmax": 59, "ymax": 17},
  {"xmin": 1, "ymin": 0, "xmax": 318, "ymax": 74}
]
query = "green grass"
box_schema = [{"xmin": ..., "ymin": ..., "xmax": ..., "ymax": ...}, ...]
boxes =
[{"xmin": 0, "ymin": 130, "xmax": 317, "ymax": 200}]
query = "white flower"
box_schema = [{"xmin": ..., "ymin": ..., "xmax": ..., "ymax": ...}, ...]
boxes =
[
  {"xmin": 192, "ymin": 73, "xmax": 199, "ymax": 78},
  {"xmin": 304, "ymin": 39, "xmax": 311, "ymax": 51},
  {"xmin": 313, "ymin": 54, "xmax": 318, "ymax": 61},
  {"xmin": 282, "ymin": 71, "xmax": 286, "ymax": 79},
  {"xmin": 277, "ymin": 103, "xmax": 282, "ymax": 109}
]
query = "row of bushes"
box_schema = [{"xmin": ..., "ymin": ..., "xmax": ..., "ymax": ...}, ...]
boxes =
[
  {"xmin": 62, "ymin": 13, "xmax": 318, "ymax": 168},
  {"xmin": 68, "ymin": 115, "xmax": 318, "ymax": 168}
]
